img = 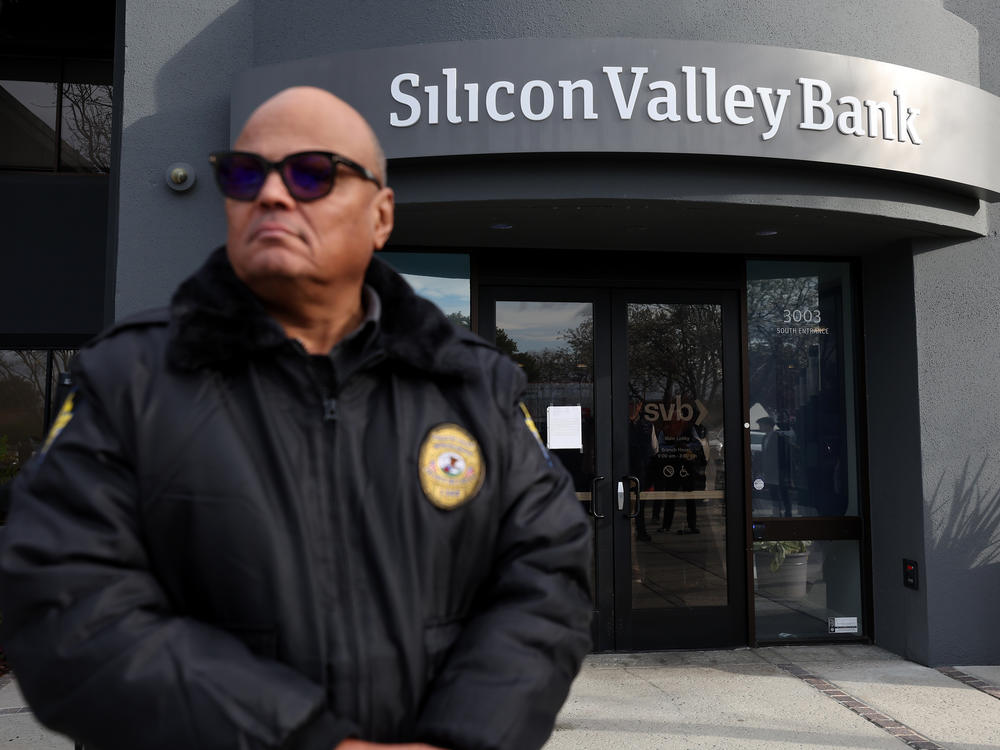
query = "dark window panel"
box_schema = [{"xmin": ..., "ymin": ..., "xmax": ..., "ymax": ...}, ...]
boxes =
[
  {"xmin": 0, "ymin": 80, "xmax": 57, "ymax": 170},
  {"xmin": 0, "ymin": 1, "xmax": 115, "ymax": 59}
]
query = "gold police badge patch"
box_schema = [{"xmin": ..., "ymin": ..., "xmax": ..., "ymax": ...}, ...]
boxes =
[
  {"xmin": 418, "ymin": 423, "xmax": 485, "ymax": 510},
  {"xmin": 41, "ymin": 392, "xmax": 76, "ymax": 455}
]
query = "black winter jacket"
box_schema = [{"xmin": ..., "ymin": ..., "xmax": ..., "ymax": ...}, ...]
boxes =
[{"xmin": 0, "ymin": 249, "xmax": 593, "ymax": 750}]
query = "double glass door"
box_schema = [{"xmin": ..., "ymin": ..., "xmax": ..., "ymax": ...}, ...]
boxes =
[{"xmin": 480, "ymin": 287, "xmax": 745, "ymax": 651}]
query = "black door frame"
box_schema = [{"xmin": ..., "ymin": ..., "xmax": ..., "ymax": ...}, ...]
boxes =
[
  {"xmin": 479, "ymin": 284, "xmax": 747, "ymax": 651},
  {"xmin": 610, "ymin": 288, "xmax": 747, "ymax": 650},
  {"xmin": 477, "ymin": 286, "xmax": 615, "ymax": 649}
]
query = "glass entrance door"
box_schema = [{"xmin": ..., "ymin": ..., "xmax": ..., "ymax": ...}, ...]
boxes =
[
  {"xmin": 480, "ymin": 287, "xmax": 745, "ymax": 651},
  {"xmin": 614, "ymin": 293, "xmax": 745, "ymax": 649}
]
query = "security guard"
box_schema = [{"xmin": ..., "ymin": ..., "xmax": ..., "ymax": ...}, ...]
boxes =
[{"xmin": 0, "ymin": 87, "xmax": 593, "ymax": 750}]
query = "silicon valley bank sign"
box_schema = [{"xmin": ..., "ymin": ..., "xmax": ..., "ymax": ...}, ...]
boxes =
[
  {"xmin": 389, "ymin": 66, "xmax": 923, "ymax": 146},
  {"xmin": 232, "ymin": 38, "xmax": 1000, "ymax": 200}
]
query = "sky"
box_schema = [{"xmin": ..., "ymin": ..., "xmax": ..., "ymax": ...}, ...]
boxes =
[{"xmin": 495, "ymin": 300, "xmax": 591, "ymax": 353}]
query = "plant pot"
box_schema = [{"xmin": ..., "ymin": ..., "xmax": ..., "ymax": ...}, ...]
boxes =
[{"xmin": 754, "ymin": 551, "xmax": 809, "ymax": 600}]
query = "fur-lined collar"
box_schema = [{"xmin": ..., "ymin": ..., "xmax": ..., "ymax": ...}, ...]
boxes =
[{"xmin": 167, "ymin": 247, "xmax": 484, "ymax": 379}]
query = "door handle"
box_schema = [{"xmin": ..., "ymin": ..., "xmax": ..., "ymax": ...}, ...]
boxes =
[
  {"xmin": 624, "ymin": 475, "xmax": 641, "ymax": 518},
  {"xmin": 589, "ymin": 475, "xmax": 606, "ymax": 519},
  {"xmin": 617, "ymin": 480, "xmax": 625, "ymax": 512}
]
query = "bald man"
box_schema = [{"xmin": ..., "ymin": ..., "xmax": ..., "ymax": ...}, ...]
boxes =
[{"xmin": 0, "ymin": 87, "xmax": 592, "ymax": 750}]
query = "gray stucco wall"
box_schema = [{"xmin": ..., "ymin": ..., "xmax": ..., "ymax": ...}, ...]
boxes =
[
  {"xmin": 903, "ymin": 0, "xmax": 1000, "ymax": 666},
  {"xmin": 116, "ymin": 1, "xmax": 252, "ymax": 316},
  {"xmin": 251, "ymin": 0, "xmax": 978, "ymax": 84},
  {"xmin": 863, "ymin": 0, "xmax": 1000, "ymax": 666},
  {"xmin": 863, "ymin": 246, "xmax": 931, "ymax": 664},
  {"xmin": 911, "ymin": 232, "xmax": 1000, "ymax": 665}
]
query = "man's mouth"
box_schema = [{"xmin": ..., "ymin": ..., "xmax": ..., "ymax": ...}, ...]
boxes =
[{"xmin": 251, "ymin": 221, "xmax": 301, "ymax": 241}]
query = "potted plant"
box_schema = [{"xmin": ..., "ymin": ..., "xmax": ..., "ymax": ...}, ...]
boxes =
[{"xmin": 753, "ymin": 540, "xmax": 811, "ymax": 600}]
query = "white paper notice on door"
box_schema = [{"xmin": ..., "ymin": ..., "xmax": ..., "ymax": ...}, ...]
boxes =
[{"xmin": 546, "ymin": 405, "xmax": 583, "ymax": 450}]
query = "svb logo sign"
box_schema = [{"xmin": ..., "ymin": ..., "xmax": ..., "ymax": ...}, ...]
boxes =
[{"xmin": 643, "ymin": 396, "xmax": 708, "ymax": 426}]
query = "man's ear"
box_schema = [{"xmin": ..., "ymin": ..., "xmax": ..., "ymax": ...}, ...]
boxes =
[{"xmin": 371, "ymin": 187, "xmax": 395, "ymax": 250}]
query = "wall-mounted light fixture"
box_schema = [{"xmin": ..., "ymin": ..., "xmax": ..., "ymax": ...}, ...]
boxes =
[{"xmin": 165, "ymin": 162, "xmax": 196, "ymax": 192}]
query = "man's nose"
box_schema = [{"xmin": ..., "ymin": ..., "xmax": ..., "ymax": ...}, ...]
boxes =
[{"xmin": 256, "ymin": 169, "xmax": 295, "ymax": 207}]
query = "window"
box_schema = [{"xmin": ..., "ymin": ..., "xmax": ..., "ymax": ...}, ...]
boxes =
[
  {"xmin": 747, "ymin": 261, "xmax": 859, "ymax": 518},
  {"xmin": 1, "ymin": 62, "xmax": 113, "ymax": 173},
  {"xmin": 747, "ymin": 261, "xmax": 865, "ymax": 641},
  {"xmin": 379, "ymin": 252, "xmax": 471, "ymax": 328}
]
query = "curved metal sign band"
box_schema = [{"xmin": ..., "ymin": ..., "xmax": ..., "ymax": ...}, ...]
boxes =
[{"xmin": 232, "ymin": 38, "xmax": 1000, "ymax": 201}]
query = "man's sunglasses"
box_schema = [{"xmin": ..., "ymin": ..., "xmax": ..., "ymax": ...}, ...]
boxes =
[{"xmin": 208, "ymin": 150, "xmax": 382, "ymax": 202}]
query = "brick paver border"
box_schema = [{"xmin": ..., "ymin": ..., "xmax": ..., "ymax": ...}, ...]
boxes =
[
  {"xmin": 776, "ymin": 663, "xmax": 946, "ymax": 750},
  {"xmin": 935, "ymin": 667, "xmax": 1000, "ymax": 700}
]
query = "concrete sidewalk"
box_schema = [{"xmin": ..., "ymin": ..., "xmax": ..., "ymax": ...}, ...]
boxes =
[
  {"xmin": 547, "ymin": 645, "xmax": 1000, "ymax": 750},
  {"xmin": 2, "ymin": 645, "xmax": 999, "ymax": 749}
]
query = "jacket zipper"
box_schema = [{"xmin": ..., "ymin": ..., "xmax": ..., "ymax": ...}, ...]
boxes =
[
  {"xmin": 294, "ymin": 343, "xmax": 362, "ymax": 722},
  {"xmin": 327, "ymin": 352, "xmax": 385, "ymax": 732},
  {"xmin": 304, "ymin": 344, "xmax": 386, "ymax": 730},
  {"xmin": 323, "ymin": 397, "xmax": 338, "ymax": 421}
]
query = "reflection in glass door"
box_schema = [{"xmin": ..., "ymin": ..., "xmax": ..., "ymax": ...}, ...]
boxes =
[
  {"xmin": 486, "ymin": 289, "xmax": 745, "ymax": 651},
  {"xmin": 615, "ymin": 296, "xmax": 745, "ymax": 649},
  {"xmin": 493, "ymin": 300, "xmax": 601, "ymax": 616},
  {"xmin": 746, "ymin": 261, "xmax": 866, "ymax": 643},
  {"xmin": 624, "ymin": 304, "xmax": 728, "ymax": 628}
]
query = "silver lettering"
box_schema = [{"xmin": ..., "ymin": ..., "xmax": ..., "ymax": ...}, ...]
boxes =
[
  {"xmin": 836, "ymin": 96, "xmax": 866, "ymax": 136},
  {"xmin": 521, "ymin": 80, "xmax": 554, "ymax": 121},
  {"xmin": 389, "ymin": 73, "xmax": 421, "ymax": 127},
  {"xmin": 559, "ymin": 79, "xmax": 598, "ymax": 120},
  {"xmin": 895, "ymin": 89, "xmax": 922, "ymax": 145},
  {"xmin": 905, "ymin": 106, "xmax": 922, "ymax": 145},
  {"xmin": 603, "ymin": 65, "xmax": 648, "ymax": 119},
  {"xmin": 703, "ymin": 67, "xmax": 721, "ymax": 123},
  {"xmin": 798, "ymin": 77, "xmax": 833, "ymax": 131},
  {"xmin": 757, "ymin": 87, "xmax": 791, "ymax": 141},
  {"xmin": 864, "ymin": 99, "xmax": 895, "ymax": 140},
  {"xmin": 424, "ymin": 84, "xmax": 439, "ymax": 125},
  {"xmin": 681, "ymin": 65, "xmax": 701, "ymax": 122},
  {"xmin": 647, "ymin": 80, "xmax": 680, "ymax": 122},
  {"xmin": 724, "ymin": 84, "xmax": 754, "ymax": 125},
  {"xmin": 486, "ymin": 81, "xmax": 515, "ymax": 122},
  {"xmin": 443, "ymin": 68, "xmax": 461, "ymax": 124},
  {"xmin": 465, "ymin": 82, "xmax": 479, "ymax": 122}
]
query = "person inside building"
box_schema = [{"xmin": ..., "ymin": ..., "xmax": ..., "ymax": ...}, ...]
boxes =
[
  {"xmin": 654, "ymin": 399, "xmax": 706, "ymax": 535},
  {"xmin": 0, "ymin": 86, "xmax": 593, "ymax": 750}
]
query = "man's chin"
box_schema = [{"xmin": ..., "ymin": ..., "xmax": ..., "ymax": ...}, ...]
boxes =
[{"xmin": 232, "ymin": 244, "xmax": 310, "ymax": 280}]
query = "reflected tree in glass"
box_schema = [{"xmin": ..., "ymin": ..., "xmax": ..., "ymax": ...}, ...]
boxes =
[
  {"xmin": 0, "ymin": 351, "xmax": 46, "ymax": 481},
  {"xmin": 60, "ymin": 83, "xmax": 113, "ymax": 172},
  {"xmin": 624, "ymin": 304, "xmax": 723, "ymax": 411},
  {"xmin": 494, "ymin": 304, "xmax": 595, "ymax": 495}
]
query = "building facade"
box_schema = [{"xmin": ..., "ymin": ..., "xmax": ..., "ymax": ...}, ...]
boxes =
[{"xmin": 2, "ymin": 0, "xmax": 999, "ymax": 665}]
